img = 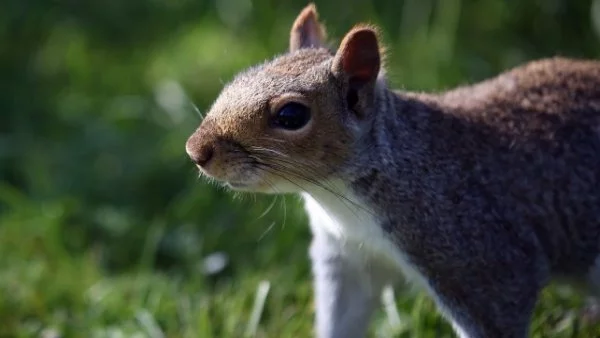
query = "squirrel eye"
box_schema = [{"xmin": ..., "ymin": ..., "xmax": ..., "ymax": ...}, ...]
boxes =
[{"xmin": 271, "ymin": 102, "xmax": 311, "ymax": 130}]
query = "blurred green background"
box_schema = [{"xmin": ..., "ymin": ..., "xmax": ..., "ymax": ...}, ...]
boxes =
[{"xmin": 2, "ymin": 0, "xmax": 600, "ymax": 337}]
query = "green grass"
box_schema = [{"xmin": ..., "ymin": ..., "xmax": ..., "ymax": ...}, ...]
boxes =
[{"xmin": 1, "ymin": 184, "xmax": 600, "ymax": 338}]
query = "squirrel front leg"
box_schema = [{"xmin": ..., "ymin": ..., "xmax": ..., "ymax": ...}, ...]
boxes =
[
  {"xmin": 309, "ymin": 231, "xmax": 382, "ymax": 338},
  {"xmin": 419, "ymin": 249, "xmax": 549, "ymax": 338}
]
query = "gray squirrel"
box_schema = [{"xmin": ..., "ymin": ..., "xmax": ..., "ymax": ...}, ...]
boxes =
[{"xmin": 185, "ymin": 4, "xmax": 600, "ymax": 338}]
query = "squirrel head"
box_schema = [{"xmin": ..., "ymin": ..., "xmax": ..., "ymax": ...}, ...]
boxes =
[{"xmin": 186, "ymin": 3, "xmax": 384, "ymax": 193}]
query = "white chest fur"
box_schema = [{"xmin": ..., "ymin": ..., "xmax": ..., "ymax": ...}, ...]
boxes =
[{"xmin": 301, "ymin": 182, "xmax": 427, "ymax": 286}]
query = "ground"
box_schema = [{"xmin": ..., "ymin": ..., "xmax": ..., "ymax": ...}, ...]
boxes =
[{"xmin": 1, "ymin": 184, "xmax": 599, "ymax": 338}]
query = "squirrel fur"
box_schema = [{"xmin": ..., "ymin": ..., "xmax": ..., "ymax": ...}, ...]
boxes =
[{"xmin": 185, "ymin": 4, "xmax": 600, "ymax": 337}]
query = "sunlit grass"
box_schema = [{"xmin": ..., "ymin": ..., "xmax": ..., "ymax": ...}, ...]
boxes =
[{"xmin": 1, "ymin": 186, "xmax": 600, "ymax": 337}]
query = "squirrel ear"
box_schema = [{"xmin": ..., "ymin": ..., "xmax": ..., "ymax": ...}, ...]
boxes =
[
  {"xmin": 289, "ymin": 3, "xmax": 327, "ymax": 52},
  {"xmin": 331, "ymin": 26, "xmax": 381, "ymax": 88}
]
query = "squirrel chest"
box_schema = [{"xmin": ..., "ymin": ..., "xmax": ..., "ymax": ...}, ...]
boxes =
[{"xmin": 302, "ymin": 183, "xmax": 429, "ymax": 287}]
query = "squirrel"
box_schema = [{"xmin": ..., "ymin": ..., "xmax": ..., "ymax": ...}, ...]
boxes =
[{"xmin": 185, "ymin": 3, "xmax": 600, "ymax": 338}]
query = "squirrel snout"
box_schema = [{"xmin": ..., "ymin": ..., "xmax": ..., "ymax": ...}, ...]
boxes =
[
  {"xmin": 190, "ymin": 144, "xmax": 214, "ymax": 168},
  {"xmin": 185, "ymin": 134, "xmax": 215, "ymax": 168}
]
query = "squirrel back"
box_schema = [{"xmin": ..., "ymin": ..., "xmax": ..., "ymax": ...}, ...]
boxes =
[{"xmin": 350, "ymin": 57, "xmax": 600, "ymax": 277}]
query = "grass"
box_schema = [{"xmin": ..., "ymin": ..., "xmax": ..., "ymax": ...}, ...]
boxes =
[{"xmin": 1, "ymin": 183, "xmax": 600, "ymax": 338}]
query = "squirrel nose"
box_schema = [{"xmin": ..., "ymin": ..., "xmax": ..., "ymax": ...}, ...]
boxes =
[
  {"xmin": 189, "ymin": 145, "xmax": 214, "ymax": 168},
  {"xmin": 186, "ymin": 120, "xmax": 218, "ymax": 168}
]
